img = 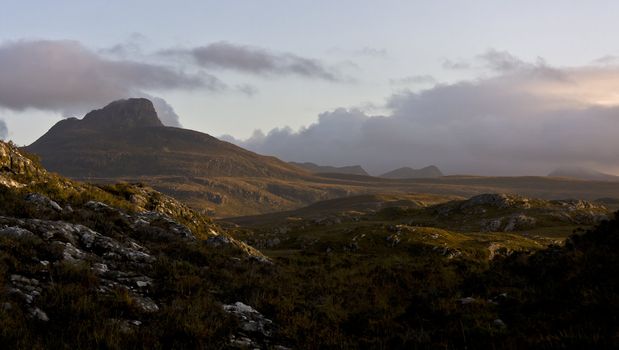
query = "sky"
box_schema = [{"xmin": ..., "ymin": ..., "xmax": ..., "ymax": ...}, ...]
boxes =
[{"xmin": 2, "ymin": 1, "xmax": 619, "ymax": 175}]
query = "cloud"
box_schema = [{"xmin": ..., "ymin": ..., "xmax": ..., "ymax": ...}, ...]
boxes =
[
  {"xmin": 161, "ymin": 41, "xmax": 343, "ymax": 81},
  {"xmin": 390, "ymin": 75, "xmax": 436, "ymax": 86},
  {"xmin": 140, "ymin": 94, "xmax": 182, "ymax": 127},
  {"xmin": 0, "ymin": 119, "xmax": 7, "ymax": 140},
  {"xmin": 354, "ymin": 47, "xmax": 388, "ymax": 58},
  {"xmin": 592, "ymin": 55, "xmax": 619, "ymax": 65},
  {"xmin": 227, "ymin": 53, "xmax": 619, "ymax": 176},
  {"xmin": 477, "ymin": 49, "xmax": 526, "ymax": 72},
  {"xmin": 442, "ymin": 59, "xmax": 471, "ymax": 70},
  {"xmin": 0, "ymin": 39, "xmax": 222, "ymax": 124}
]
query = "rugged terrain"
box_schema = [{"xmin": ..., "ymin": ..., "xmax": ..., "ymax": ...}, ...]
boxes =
[
  {"xmin": 1, "ymin": 139, "xmax": 618, "ymax": 348},
  {"xmin": 24, "ymin": 99, "xmax": 619, "ymax": 218}
]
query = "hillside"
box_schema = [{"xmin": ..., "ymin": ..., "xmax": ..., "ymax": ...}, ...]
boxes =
[
  {"xmin": 24, "ymin": 99, "xmax": 361, "ymax": 216},
  {"xmin": 380, "ymin": 165, "xmax": 443, "ymax": 179},
  {"xmin": 548, "ymin": 166, "xmax": 619, "ymax": 182},
  {"xmin": 26, "ymin": 99, "xmax": 308, "ymax": 179},
  {"xmin": 289, "ymin": 162, "xmax": 369, "ymax": 176},
  {"xmin": 2, "ymin": 139, "xmax": 618, "ymax": 348},
  {"xmin": 23, "ymin": 99, "xmax": 619, "ymax": 218},
  {"xmin": 223, "ymin": 190, "xmax": 617, "ymax": 348}
]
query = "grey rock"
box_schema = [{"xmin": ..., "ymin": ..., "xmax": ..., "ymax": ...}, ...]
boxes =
[
  {"xmin": 206, "ymin": 235, "xmax": 231, "ymax": 247},
  {"xmin": 30, "ymin": 307, "xmax": 49, "ymax": 322},
  {"xmin": 134, "ymin": 296, "xmax": 159, "ymax": 313},
  {"xmin": 25, "ymin": 193, "xmax": 62, "ymax": 212},
  {"xmin": 0, "ymin": 226, "xmax": 34, "ymax": 238},
  {"xmin": 224, "ymin": 301, "xmax": 273, "ymax": 337},
  {"xmin": 459, "ymin": 297, "xmax": 476, "ymax": 305}
]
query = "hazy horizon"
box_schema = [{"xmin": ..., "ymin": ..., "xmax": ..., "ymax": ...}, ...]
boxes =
[{"xmin": 2, "ymin": 1, "xmax": 619, "ymax": 175}]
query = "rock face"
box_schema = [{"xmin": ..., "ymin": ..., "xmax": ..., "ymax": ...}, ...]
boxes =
[
  {"xmin": 380, "ymin": 165, "xmax": 443, "ymax": 179},
  {"xmin": 81, "ymin": 98, "xmax": 164, "ymax": 130},
  {"xmin": 0, "ymin": 141, "xmax": 45, "ymax": 187}
]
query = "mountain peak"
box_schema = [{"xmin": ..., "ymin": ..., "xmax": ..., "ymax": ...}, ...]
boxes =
[{"xmin": 81, "ymin": 98, "xmax": 164, "ymax": 130}]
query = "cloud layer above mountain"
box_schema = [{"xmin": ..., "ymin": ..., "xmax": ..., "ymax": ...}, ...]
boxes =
[
  {"xmin": 0, "ymin": 40, "xmax": 218, "ymax": 126},
  {"xmin": 0, "ymin": 39, "xmax": 345, "ymax": 128},
  {"xmin": 160, "ymin": 41, "xmax": 342, "ymax": 81},
  {"xmin": 226, "ymin": 52, "xmax": 619, "ymax": 175}
]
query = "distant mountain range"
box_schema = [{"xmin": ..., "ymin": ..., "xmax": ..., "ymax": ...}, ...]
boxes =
[
  {"xmin": 289, "ymin": 162, "xmax": 369, "ymax": 176},
  {"xmin": 548, "ymin": 166, "xmax": 619, "ymax": 182},
  {"xmin": 22, "ymin": 98, "xmax": 619, "ymax": 217},
  {"xmin": 380, "ymin": 165, "xmax": 443, "ymax": 179}
]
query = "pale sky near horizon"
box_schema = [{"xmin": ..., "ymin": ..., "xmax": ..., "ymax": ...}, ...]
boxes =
[{"xmin": 2, "ymin": 1, "xmax": 619, "ymax": 175}]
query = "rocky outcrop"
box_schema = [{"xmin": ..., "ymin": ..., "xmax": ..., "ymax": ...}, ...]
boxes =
[
  {"xmin": 0, "ymin": 190, "xmax": 268, "ymax": 327},
  {"xmin": 0, "ymin": 141, "xmax": 45, "ymax": 187},
  {"xmin": 435, "ymin": 193, "xmax": 609, "ymax": 232},
  {"xmin": 80, "ymin": 98, "xmax": 164, "ymax": 130},
  {"xmin": 224, "ymin": 301, "xmax": 289, "ymax": 349}
]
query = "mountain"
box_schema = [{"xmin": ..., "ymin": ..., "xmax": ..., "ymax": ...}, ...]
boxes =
[
  {"xmin": 380, "ymin": 165, "xmax": 443, "ymax": 179},
  {"xmin": 289, "ymin": 161, "xmax": 369, "ymax": 176},
  {"xmin": 22, "ymin": 99, "xmax": 619, "ymax": 217},
  {"xmin": 26, "ymin": 98, "xmax": 308, "ymax": 179},
  {"xmin": 548, "ymin": 166, "xmax": 619, "ymax": 182},
  {"xmin": 24, "ymin": 99, "xmax": 366, "ymax": 216}
]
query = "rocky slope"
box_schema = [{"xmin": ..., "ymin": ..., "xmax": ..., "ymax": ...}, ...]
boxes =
[
  {"xmin": 2, "ymin": 139, "xmax": 618, "ymax": 348},
  {"xmin": 0, "ymin": 140, "xmax": 282, "ymax": 349}
]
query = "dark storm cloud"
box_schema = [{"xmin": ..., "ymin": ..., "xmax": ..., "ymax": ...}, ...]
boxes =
[
  {"xmin": 226, "ymin": 53, "xmax": 619, "ymax": 176},
  {"xmin": 0, "ymin": 40, "xmax": 223, "ymax": 124},
  {"xmin": 161, "ymin": 41, "xmax": 343, "ymax": 81}
]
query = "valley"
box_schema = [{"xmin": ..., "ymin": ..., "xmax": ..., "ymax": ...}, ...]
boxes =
[{"xmin": 0, "ymin": 99, "xmax": 617, "ymax": 348}]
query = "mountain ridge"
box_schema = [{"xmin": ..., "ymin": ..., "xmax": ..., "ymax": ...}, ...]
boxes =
[
  {"xmin": 289, "ymin": 161, "xmax": 369, "ymax": 176},
  {"xmin": 380, "ymin": 165, "xmax": 443, "ymax": 179},
  {"xmin": 548, "ymin": 166, "xmax": 619, "ymax": 182},
  {"xmin": 26, "ymin": 98, "xmax": 310, "ymax": 179}
]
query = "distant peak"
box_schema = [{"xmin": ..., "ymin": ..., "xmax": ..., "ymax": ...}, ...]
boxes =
[
  {"xmin": 82, "ymin": 98, "xmax": 164, "ymax": 129},
  {"xmin": 380, "ymin": 165, "xmax": 443, "ymax": 179}
]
